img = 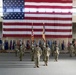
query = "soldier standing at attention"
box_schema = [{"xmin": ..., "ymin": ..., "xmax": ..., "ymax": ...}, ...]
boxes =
[
  {"xmin": 34, "ymin": 44, "xmax": 42, "ymax": 68},
  {"xmin": 19, "ymin": 45, "xmax": 24, "ymax": 61},
  {"xmin": 74, "ymin": 44, "xmax": 76, "ymax": 56},
  {"xmin": 44, "ymin": 44, "xmax": 51, "ymax": 66},
  {"xmin": 69, "ymin": 44, "xmax": 74, "ymax": 57},
  {"xmin": 21, "ymin": 43, "xmax": 25, "ymax": 56},
  {"xmin": 54, "ymin": 45, "xmax": 59, "ymax": 61}
]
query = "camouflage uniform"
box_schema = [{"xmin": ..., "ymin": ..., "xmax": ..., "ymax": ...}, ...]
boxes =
[
  {"xmin": 31, "ymin": 44, "xmax": 35, "ymax": 61},
  {"xmin": 19, "ymin": 45, "xmax": 24, "ymax": 61},
  {"xmin": 21, "ymin": 44, "xmax": 25, "ymax": 56},
  {"xmin": 34, "ymin": 45, "xmax": 42, "ymax": 68},
  {"xmin": 51, "ymin": 43, "xmax": 55, "ymax": 56},
  {"xmin": 74, "ymin": 45, "xmax": 76, "ymax": 56},
  {"xmin": 67, "ymin": 44, "xmax": 70, "ymax": 52},
  {"xmin": 43, "ymin": 45, "xmax": 50, "ymax": 66},
  {"xmin": 54, "ymin": 46, "xmax": 59, "ymax": 61},
  {"xmin": 2, "ymin": 40, "xmax": 4, "ymax": 50},
  {"xmin": 15, "ymin": 44, "xmax": 19, "ymax": 57},
  {"xmin": 69, "ymin": 44, "xmax": 74, "ymax": 57},
  {"xmin": 42, "ymin": 45, "xmax": 46, "ymax": 61}
]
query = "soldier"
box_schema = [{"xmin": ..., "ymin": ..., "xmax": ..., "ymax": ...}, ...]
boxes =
[
  {"xmin": 51, "ymin": 42, "xmax": 55, "ymax": 56},
  {"xmin": 19, "ymin": 45, "xmax": 24, "ymax": 61},
  {"xmin": 21, "ymin": 43, "xmax": 26, "ymax": 56},
  {"xmin": 34, "ymin": 44, "xmax": 42, "ymax": 68},
  {"xmin": 43, "ymin": 44, "xmax": 51, "ymax": 66},
  {"xmin": 68, "ymin": 44, "xmax": 74, "ymax": 57},
  {"xmin": 31, "ymin": 42, "xmax": 35, "ymax": 61},
  {"xmin": 0, "ymin": 39, "xmax": 2, "ymax": 50},
  {"xmin": 39, "ymin": 40, "xmax": 44, "ymax": 50},
  {"xmin": 74, "ymin": 44, "xmax": 76, "ymax": 56},
  {"xmin": 42, "ymin": 44, "xmax": 46, "ymax": 61},
  {"xmin": 54, "ymin": 45, "xmax": 59, "ymax": 61},
  {"xmin": 2, "ymin": 40, "xmax": 4, "ymax": 50},
  {"xmin": 67, "ymin": 42, "xmax": 70, "ymax": 53},
  {"xmin": 15, "ymin": 44, "xmax": 19, "ymax": 57},
  {"xmin": 72, "ymin": 39, "xmax": 75, "ymax": 46},
  {"xmin": 61, "ymin": 40, "xmax": 65, "ymax": 50}
]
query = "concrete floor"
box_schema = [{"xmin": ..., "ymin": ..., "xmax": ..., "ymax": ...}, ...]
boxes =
[{"xmin": 0, "ymin": 53, "xmax": 76, "ymax": 75}]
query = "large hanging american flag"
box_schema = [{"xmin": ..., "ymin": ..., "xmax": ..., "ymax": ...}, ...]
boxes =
[{"xmin": 3, "ymin": 0, "xmax": 72, "ymax": 38}]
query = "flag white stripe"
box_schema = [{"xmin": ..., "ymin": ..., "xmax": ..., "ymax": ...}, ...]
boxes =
[
  {"xmin": 45, "ymin": 26, "xmax": 72, "ymax": 29},
  {"xmin": 24, "ymin": 8, "xmax": 72, "ymax": 13},
  {"xmin": 3, "ymin": 26, "xmax": 72, "ymax": 29},
  {"xmin": 25, "ymin": 2, "xmax": 72, "ymax": 6},
  {"xmin": 3, "ymin": 20, "xmax": 72, "ymax": 24},
  {"xmin": 3, "ymin": 31, "xmax": 72, "ymax": 35},
  {"xmin": 25, "ymin": 14, "xmax": 72, "ymax": 18}
]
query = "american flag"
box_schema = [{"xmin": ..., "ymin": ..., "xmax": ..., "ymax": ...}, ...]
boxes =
[{"xmin": 3, "ymin": 0, "xmax": 72, "ymax": 38}]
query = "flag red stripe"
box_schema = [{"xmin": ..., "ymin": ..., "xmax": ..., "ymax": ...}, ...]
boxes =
[
  {"xmin": 24, "ymin": 17, "xmax": 72, "ymax": 20},
  {"xmin": 25, "ymin": 5, "xmax": 72, "ymax": 9},
  {"xmin": 3, "ymin": 34, "xmax": 72, "ymax": 38},
  {"xmin": 3, "ymin": 23, "xmax": 72, "ymax": 26},
  {"xmin": 25, "ymin": 0, "xmax": 72, "ymax": 3}
]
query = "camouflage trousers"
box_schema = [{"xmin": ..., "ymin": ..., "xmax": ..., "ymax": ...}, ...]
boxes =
[
  {"xmin": 43, "ymin": 54, "xmax": 45, "ymax": 61},
  {"xmin": 74, "ymin": 51, "xmax": 76, "ymax": 56},
  {"xmin": 44, "ymin": 56, "xmax": 49, "ymax": 66},
  {"xmin": 51, "ymin": 50, "xmax": 54, "ymax": 56},
  {"xmin": 31, "ymin": 55, "xmax": 34, "ymax": 61},
  {"xmin": 69, "ymin": 51, "xmax": 73, "ymax": 57},
  {"xmin": 19, "ymin": 53, "xmax": 23, "ymax": 61},
  {"xmin": 15, "ymin": 50, "xmax": 18, "ymax": 57},
  {"xmin": 54, "ymin": 54, "xmax": 59, "ymax": 61},
  {"xmin": 34, "ymin": 57, "xmax": 40, "ymax": 67}
]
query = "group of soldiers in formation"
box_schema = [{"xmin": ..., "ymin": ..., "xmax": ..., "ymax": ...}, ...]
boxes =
[
  {"xmin": 14, "ymin": 40, "xmax": 60, "ymax": 68},
  {"xmin": 14, "ymin": 39, "xmax": 76, "ymax": 68}
]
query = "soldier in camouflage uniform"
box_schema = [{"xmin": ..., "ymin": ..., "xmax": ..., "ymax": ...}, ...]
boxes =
[
  {"xmin": 54, "ymin": 46, "xmax": 59, "ymax": 61},
  {"xmin": 43, "ymin": 44, "xmax": 51, "ymax": 66},
  {"xmin": 31, "ymin": 42, "xmax": 35, "ymax": 61},
  {"xmin": 19, "ymin": 45, "xmax": 24, "ymax": 61},
  {"xmin": 69, "ymin": 44, "xmax": 74, "ymax": 57},
  {"xmin": 67, "ymin": 41, "xmax": 70, "ymax": 49},
  {"xmin": 42, "ymin": 44, "xmax": 46, "ymax": 61},
  {"xmin": 51, "ymin": 42, "xmax": 55, "ymax": 56},
  {"xmin": 74, "ymin": 44, "xmax": 76, "ymax": 56},
  {"xmin": 15, "ymin": 44, "xmax": 19, "ymax": 57},
  {"xmin": 34, "ymin": 44, "xmax": 42, "ymax": 68},
  {"xmin": 22, "ymin": 43, "xmax": 26, "ymax": 56}
]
